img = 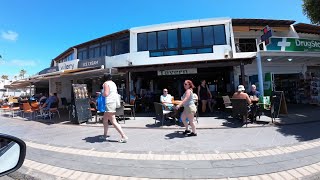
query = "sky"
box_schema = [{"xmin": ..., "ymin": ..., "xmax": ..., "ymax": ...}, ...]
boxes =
[{"xmin": 0, "ymin": 0, "xmax": 310, "ymax": 79}]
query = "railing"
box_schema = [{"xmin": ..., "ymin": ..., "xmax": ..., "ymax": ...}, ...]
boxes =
[{"xmin": 235, "ymin": 43, "xmax": 257, "ymax": 52}]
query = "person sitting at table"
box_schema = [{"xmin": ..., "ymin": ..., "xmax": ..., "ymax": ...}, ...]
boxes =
[
  {"xmin": 232, "ymin": 85, "xmax": 251, "ymax": 105},
  {"xmin": 40, "ymin": 93, "xmax": 58, "ymax": 116},
  {"xmin": 129, "ymin": 91, "xmax": 137, "ymax": 105},
  {"xmin": 160, "ymin": 88, "xmax": 174, "ymax": 110},
  {"xmin": 248, "ymin": 84, "xmax": 261, "ymax": 98}
]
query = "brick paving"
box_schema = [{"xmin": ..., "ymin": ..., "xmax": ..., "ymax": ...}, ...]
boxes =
[{"xmin": 1, "ymin": 108, "xmax": 320, "ymax": 179}]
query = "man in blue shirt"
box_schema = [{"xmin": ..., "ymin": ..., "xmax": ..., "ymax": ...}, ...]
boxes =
[{"xmin": 248, "ymin": 84, "xmax": 261, "ymax": 98}]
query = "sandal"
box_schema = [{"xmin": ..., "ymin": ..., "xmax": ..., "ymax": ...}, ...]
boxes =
[
  {"xmin": 119, "ymin": 137, "xmax": 128, "ymax": 143},
  {"xmin": 182, "ymin": 130, "xmax": 191, "ymax": 135}
]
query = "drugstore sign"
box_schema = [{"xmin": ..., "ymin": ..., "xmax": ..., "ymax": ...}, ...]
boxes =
[{"xmin": 266, "ymin": 38, "xmax": 320, "ymax": 52}]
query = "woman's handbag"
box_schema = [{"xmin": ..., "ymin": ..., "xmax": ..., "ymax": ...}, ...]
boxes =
[{"xmin": 96, "ymin": 94, "xmax": 106, "ymax": 112}]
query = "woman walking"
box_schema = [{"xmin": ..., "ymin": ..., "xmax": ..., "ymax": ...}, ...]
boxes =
[
  {"xmin": 176, "ymin": 80, "xmax": 197, "ymax": 136},
  {"xmin": 102, "ymin": 74, "xmax": 128, "ymax": 143}
]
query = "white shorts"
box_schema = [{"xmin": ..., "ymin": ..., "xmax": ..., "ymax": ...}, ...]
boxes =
[{"xmin": 106, "ymin": 102, "xmax": 116, "ymax": 113}]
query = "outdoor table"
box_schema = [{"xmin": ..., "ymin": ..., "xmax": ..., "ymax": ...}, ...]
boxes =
[{"xmin": 172, "ymin": 100, "xmax": 182, "ymax": 105}]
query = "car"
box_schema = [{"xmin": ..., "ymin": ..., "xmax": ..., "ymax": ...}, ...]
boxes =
[{"xmin": 0, "ymin": 133, "xmax": 26, "ymax": 177}]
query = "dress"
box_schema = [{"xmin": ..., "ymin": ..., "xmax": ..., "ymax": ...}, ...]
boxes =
[
  {"xmin": 103, "ymin": 81, "xmax": 118, "ymax": 113},
  {"xmin": 199, "ymin": 85, "xmax": 209, "ymax": 100}
]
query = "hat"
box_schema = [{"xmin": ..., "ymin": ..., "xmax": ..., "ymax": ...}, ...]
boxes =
[{"xmin": 238, "ymin": 85, "xmax": 245, "ymax": 92}]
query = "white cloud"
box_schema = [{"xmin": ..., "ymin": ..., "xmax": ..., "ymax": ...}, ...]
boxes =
[
  {"xmin": 1, "ymin": 30, "xmax": 19, "ymax": 41},
  {"xmin": 6, "ymin": 59, "xmax": 37, "ymax": 67}
]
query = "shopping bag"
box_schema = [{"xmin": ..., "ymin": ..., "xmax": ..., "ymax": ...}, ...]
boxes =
[{"xmin": 96, "ymin": 94, "xmax": 106, "ymax": 112}]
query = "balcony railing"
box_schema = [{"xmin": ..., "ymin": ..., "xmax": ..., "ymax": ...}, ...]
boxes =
[{"xmin": 235, "ymin": 43, "xmax": 257, "ymax": 52}]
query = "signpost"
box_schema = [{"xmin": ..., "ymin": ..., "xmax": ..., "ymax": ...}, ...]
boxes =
[
  {"xmin": 70, "ymin": 84, "xmax": 92, "ymax": 124},
  {"xmin": 261, "ymin": 26, "xmax": 273, "ymax": 46}
]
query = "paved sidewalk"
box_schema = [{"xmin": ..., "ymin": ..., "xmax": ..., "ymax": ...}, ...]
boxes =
[{"xmin": 2, "ymin": 115, "xmax": 320, "ymax": 179}]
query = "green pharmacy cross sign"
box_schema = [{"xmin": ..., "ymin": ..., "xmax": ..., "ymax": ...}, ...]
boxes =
[{"xmin": 266, "ymin": 38, "xmax": 320, "ymax": 52}]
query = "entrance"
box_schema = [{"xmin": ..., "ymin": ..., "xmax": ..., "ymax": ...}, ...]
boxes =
[{"xmin": 274, "ymin": 73, "xmax": 302, "ymax": 104}]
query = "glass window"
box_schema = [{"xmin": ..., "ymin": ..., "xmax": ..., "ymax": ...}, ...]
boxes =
[
  {"xmin": 164, "ymin": 51, "xmax": 178, "ymax": 56},
  {"xmin": 150, "ymin": 51, "xmax": 164, "ymax": 57},
  {"xmin": 181, "ymin": 28, "xmax": 191, "ymax": 48},
  {"xmin": 115, "ymin": 37, "xmax": 129, "ymax": 55},
  {"xmin": 137, "ymin": 33, "xmax": 147, "ymax": 51},
  {"xmin": 168, "ymin": 30, "xmax": 178, "ymax": 48},
  {"xmin": 94, "ymin": 47, "xmax": 100, "ymax": 57},
  {"xmin": 148, "ymin": 32, "xmax": 157, "ymax": 50},
  {"xmin": 182, "ymin": 49, "xmax": 197, "ymax": 55},
  {"xmin": 191, "ymin": 27, "xmax": 203, "ymax": 47},
  {"xmin": 214, "ymin": 25, "xmax": 226, "ymax": 45},
  {"xmin": 203, "ymin": 26, "xmax": 214, "ymax": 46},
  {"xmin": 100, "ymin": 45, "xmax": 107, "ymax": 56},
  {"xmin": 157, "ymin": 31, "xmax": 167, "ymax": 50},
  {"xmin": 89, "ymin": 48, "xmax": 94, "ymax": 58},
  {"xmin": 106, "ymin": 43, "xmax": 112, "ymax": 56},
  {"xmin": 197, "ymin": 48, "xmax": 213, "ymax": 53}
]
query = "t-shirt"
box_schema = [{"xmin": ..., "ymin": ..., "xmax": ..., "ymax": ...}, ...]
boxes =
[
  {"xmin": 103, "ymin": 81, "xmax": 118, "ymax": 103},
  {"xmin": 160, "ymin": 94, "xmax": 172, "ymax": 106},
  {"xmin": 248, "ymin": 90, "xmax": 261, "ymax": 98}
]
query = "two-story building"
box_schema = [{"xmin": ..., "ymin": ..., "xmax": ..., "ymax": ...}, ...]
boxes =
[{"xmin": 23, "ymin": 17, "xmax": 320, "ymax": 105}]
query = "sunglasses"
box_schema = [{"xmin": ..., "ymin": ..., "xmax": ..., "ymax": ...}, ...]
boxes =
[{"xmin": 163, "ymin": 91, "xmax": 168, "ymax": 92}]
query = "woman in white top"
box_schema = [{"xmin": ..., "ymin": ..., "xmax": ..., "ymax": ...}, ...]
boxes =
[{"xmin": 102, "ymin": 74, "xmax": 128, "ymax": 143}]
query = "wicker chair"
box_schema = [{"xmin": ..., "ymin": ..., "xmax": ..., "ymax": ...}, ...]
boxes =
[{"xmin": 230, "ymin": 98, "xmax": 249, "ymax": 126}]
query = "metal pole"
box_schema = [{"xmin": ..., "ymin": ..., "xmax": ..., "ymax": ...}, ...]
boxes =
[
  {"xmin": 240, "ymin": 61, "xmax": 245, "ymax": 86},
  {"xmin": 256, "ymin": 51, "xmax": 264, "ymax": 97}
]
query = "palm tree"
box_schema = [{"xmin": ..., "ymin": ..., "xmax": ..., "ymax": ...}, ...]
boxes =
[
  {"xmin": 19, "ymin": 69, "xmax": 27, "ymax": 79},
  {"xmin": 13, "ymin": 76, "xmax": 17, "ymax": 81},
  {"xmin": 1, "ymin": 75, "xmax": 8, "ymax": 80}
]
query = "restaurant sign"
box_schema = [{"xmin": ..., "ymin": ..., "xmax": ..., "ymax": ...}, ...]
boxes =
[
  {"xmin": 266, "ymin": 38, "xmax": 320, "ymax": 52},
  {"xmin": 157, "ymin": 68, "xmax": 197, "ymax": 76},
  {"xmin": 38, "ymin": 66, "xmax": 59, "ymax": 75},
  {"xmin": 58, "ymin": 59, "xmax": 79, "ymax": 71},
  {"xmin": 78, "ymin": 58, "xmax": 105, "ymax": 69}
]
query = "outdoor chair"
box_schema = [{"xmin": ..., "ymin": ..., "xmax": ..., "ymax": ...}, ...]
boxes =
[
  {"xmin": 230, "ymin": 98, "xmax": 249, "ymax": 127},
  {"xmin": 222, "ymin": 96, "xmax": 233, "ymax": 109},
  {"xmin": 124, "ymin": 99, "xmax": 135, "ymax": 120},
  {"xmin": 115, "ymin": 102, "xmax": 125, "ymax": 124},
  {"xmin": 153, "ymin": 102, "xmax": 172, "ymax": 126},
  {"xmin": 43, "ymin": 102, "xmax": 61, "ymax": 121},
  {"xmin": 61, "ymin": 97, "xmax": 71, "ymax": 110},
  {"xmin": 22, "ymin": 103, "xmax": 35, "ymax": 120},
  {"xmin": 10, "ymin": 103, "xmax": 21, "ymax": 118}
]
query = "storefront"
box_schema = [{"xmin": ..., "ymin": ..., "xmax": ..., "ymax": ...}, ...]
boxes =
[{"xmin": 241, "ymin": 37, "xmax": 320, "ymax": 105}]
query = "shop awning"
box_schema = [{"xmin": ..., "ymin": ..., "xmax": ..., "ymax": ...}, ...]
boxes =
[
  {"xmin": 4, "ymin": 80, "xmax": 32, "ymax": 89},
  {"xmin": 116, "ymin": 57, "xmax": 255, "ymax": 73}
]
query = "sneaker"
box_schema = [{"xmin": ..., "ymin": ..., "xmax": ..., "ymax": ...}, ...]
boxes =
[
  {"xmin": 187, "ymin": 132, "xmax": 197, "ymax": 137},
  {"xmin": 182, "ymin": 130, "xmax": 191, "ymax": 135},
  {"xmin": 99, "ymin": 135, "xmax": 110, "ymax": 140}
]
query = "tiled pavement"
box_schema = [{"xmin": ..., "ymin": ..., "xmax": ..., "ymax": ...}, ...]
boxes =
[{"xmin": 1, "ymin": 108, "xmax": 320, "ymax": 179}]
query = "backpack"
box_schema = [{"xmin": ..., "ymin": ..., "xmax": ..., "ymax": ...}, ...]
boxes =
[{"xmin": 96, "ymin": 94, "xmax": 106, "ymax": 112}]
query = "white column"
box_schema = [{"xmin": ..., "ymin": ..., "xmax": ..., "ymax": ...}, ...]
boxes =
[{"xmin": 256, "ymin": 52, "xmax": 264, "ymax": 97}]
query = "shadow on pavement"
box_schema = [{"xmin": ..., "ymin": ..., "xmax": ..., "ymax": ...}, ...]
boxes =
[
  {"xmin": 275, "ymin": 104, "xmax": 320, "ymax": 142},
  {"xmin": 82, "ymin": 135, "xmax": 106, "ymax": 143},
  {"xmin": 165, "ymin": 131, "xmax": 188, "ymax": 139}
]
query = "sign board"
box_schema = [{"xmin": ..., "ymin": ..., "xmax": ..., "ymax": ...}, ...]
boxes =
[
  {"xmin": 266, "ymin": 38, "xmax": 320, "ymax": 52},
  {"xmin": 261, "ymin": 26, "xmax": 272, "ymax": 45},
  {"xmin": 58, "ymin": 59, "xmax": 79, "ymax": 71},
  {"xmin": 78, "ymin": 58, "xmax": 105, "ymax": 69},
  {"xmin": 38, "ymin": 66, "xmax": 59, "ymax": 75},
  {"xmin": 157, "ymin": 68, "xmax": 197, "ymax": 76},
  {"xmin": 70, "ymin": 84, "xmax": 92, "ymax": 124},
  {"xmin": 271, "ymin": 91, "xmax": 288, "ymax": 118}
]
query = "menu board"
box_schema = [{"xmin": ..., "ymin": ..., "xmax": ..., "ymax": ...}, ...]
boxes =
[
  {"xmin": 272, "ymin": 91, "xmax": 288, "ymax": 118},
  {"xmin": 70, "ymin": 84, "xmax": 92, "ymax": 124}
]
